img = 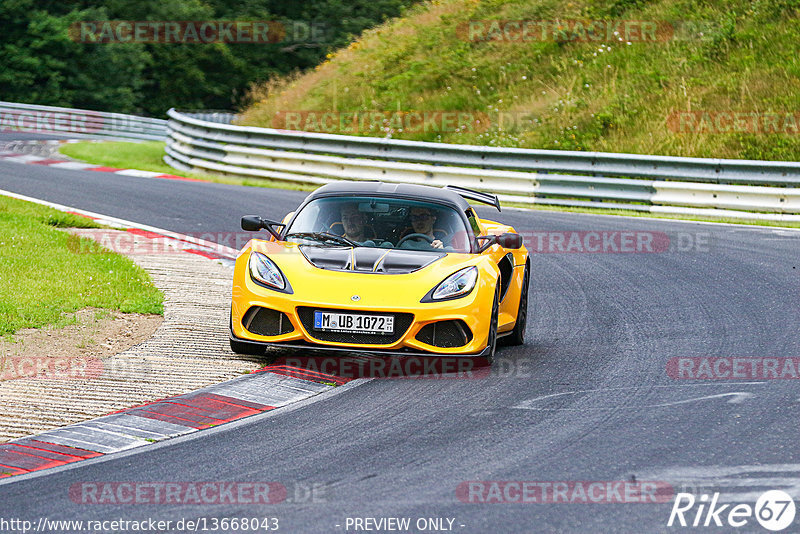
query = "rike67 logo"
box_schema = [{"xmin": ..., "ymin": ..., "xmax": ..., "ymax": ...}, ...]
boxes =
[{"xmin": 668, "ymin": 490, "xmax": 796, "ymax": 531}]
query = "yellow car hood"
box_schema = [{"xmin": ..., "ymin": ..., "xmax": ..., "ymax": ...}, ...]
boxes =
[{"xmin": 297, "ymin": 244, "xmax": 446, "ymax": 274}]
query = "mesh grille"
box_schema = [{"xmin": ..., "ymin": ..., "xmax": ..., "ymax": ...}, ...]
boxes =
[
  {"xmin": 243, "ymin": 307, "xmax": 294, "ymax": 336},
  {"xmin": 297, "ymin": 307, "xmax": 413, "ymax": 345},
  {"xmin": 415, "ymin": 320, "xmax": 473, "ymax": 348}
]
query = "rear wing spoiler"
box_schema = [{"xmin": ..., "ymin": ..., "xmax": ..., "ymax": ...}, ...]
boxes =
[{"xmin": 443, "ymin": 185, "xmax": 501, "ymax": 212}]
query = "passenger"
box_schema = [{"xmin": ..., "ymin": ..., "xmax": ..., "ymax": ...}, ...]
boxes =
[{"xmin": 405, "ymin": 207, "xmax": 445, "ymax": 249}]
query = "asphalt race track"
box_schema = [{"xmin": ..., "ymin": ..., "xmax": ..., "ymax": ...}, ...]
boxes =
[{"xmin": 1, "ymin": 154, "xmax": 799, "ymax": 533}]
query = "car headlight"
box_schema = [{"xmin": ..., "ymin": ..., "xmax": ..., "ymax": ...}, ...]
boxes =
[
  {"xmin": 249, "ymin": 252, "xmax": 289, "ymax": 292},
  {"xmin": 425, "ymin": 266, "xmax": 479, "ymax": 302}
]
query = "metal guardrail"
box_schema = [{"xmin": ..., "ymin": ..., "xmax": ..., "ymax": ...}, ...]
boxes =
[
  {"xmin": 163, "ymin": 108, "xmax": 800, "ymax": 221},
  {"xmin": 181, "ymin": 111, "xmax": 238, "ymax": 125},
  {"xmin": 0, "ymin": 101, "xmax": 166, "ymax": 141}
]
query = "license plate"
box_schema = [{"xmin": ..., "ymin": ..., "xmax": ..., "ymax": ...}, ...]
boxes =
[{"xmin": 313, "ymin": 311, "xmax": 394, "ymax": 334}]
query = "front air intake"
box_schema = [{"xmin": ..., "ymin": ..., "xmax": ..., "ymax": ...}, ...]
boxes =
[
  {"xmin": 416, "ymin": 320, "xmax": 473, "ymax": 348},
  {"xmin": 242, "ymin": 307, "xmax": 294, "ymax": 336}
]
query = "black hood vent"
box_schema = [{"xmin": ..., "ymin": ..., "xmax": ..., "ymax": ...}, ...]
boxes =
[{"xmin": 300, "ymin": 246, "xmax": 445, "ymax": 274}]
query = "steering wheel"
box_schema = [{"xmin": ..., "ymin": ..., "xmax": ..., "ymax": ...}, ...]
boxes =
[{"xmin": 396, "ymin": 233, "xmax": 435, "ymax": 247}]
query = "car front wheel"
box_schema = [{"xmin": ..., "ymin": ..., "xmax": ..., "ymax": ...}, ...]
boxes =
[
  {"xmin": 486, "ymin": 283, "xmax": 499, "ymax": 364},
  {"xmin": 504, "ymin": 263, "xmax": 529, "ymax": 346}
]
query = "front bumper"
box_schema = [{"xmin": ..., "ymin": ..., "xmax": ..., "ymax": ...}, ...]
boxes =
[
  {"xmin": 231, "ymin": 250, "xmax": 497, "ymax": 356},
  {"xmin": 229, "ymin": 328, "xmax": 494, "ymax": 358}
]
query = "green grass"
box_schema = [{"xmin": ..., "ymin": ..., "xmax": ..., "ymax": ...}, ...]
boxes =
[
  {"xmin": 240, "ymin": 0, "xmax": 800, "ymax": 161},
  {"xmin": 60, "ymin": 141, "xmax": 177, "ymax": 176},
  {"xmin": 59, "ymin": 141, "xmax": 315, "ymax": 191},
  {"xmin": 0, "ymin": 195, "xmax": 164, "ymax": 337}
]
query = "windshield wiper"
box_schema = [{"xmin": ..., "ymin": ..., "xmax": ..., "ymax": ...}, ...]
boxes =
[{"xmin": 284, "ymin": 232, "xmax": 358, "ymax": 247}]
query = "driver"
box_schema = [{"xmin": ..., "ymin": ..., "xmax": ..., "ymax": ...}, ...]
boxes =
[
  {"xmin": 404, "ymin": 207, "xmax": 444, "ymax": 249},
  {"xmin": 339, "ymin": 203, "xmax": 367, "ymax": 243}
]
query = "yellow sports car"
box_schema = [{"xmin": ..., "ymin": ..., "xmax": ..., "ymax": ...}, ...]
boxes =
[{"xmin": 230, "ymin": 181, "xmax": 529, "ymax": 362}]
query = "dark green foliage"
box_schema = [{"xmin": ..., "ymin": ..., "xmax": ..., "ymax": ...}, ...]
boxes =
[{"xmin": 0, "ymin": 0, "xmax": 419, "ymax": 116}]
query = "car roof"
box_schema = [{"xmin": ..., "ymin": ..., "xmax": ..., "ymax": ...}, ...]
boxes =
[{"xmin": 304, "ymin": 181, "xmax": 472, "ymax": 211}]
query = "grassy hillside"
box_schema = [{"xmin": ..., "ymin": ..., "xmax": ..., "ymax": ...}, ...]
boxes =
[{"xmin": 240, "ymin": 0, "xmax": 800, "ymax": 161}]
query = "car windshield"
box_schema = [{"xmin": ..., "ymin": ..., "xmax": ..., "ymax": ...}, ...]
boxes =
[{"xmin": 285, "ymin": 196, "xmax": 471, "ymax": 253}]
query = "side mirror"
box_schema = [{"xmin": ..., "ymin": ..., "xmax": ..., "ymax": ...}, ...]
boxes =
[
  {"xmin": 477, "ymin": 232, "xmax": 523, "ymax": 253},
  {"xmin": 241, "ymin": 216, "xmax": 283, "ymax": 240},
  {"xmin": 497, "ymin": 232, "xmax": 523, "ymax": 249},
  {"xmin": 241, "ymin": 215, "xmax": 265, "ymax": 231}
]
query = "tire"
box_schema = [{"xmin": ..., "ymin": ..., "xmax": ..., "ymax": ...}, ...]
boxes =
[
  {"xmin": 504, "ymin": 263, "xmax": 530, "ymax": 346},
  {"xmin": 485, "ymin": 283, "xmax": 500, "ymax": 364}
]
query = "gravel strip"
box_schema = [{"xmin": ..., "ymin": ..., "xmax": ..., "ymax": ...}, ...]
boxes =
[{"xmin": 0, "ymin": 231, "xmax": 264, "ymax": 442}]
